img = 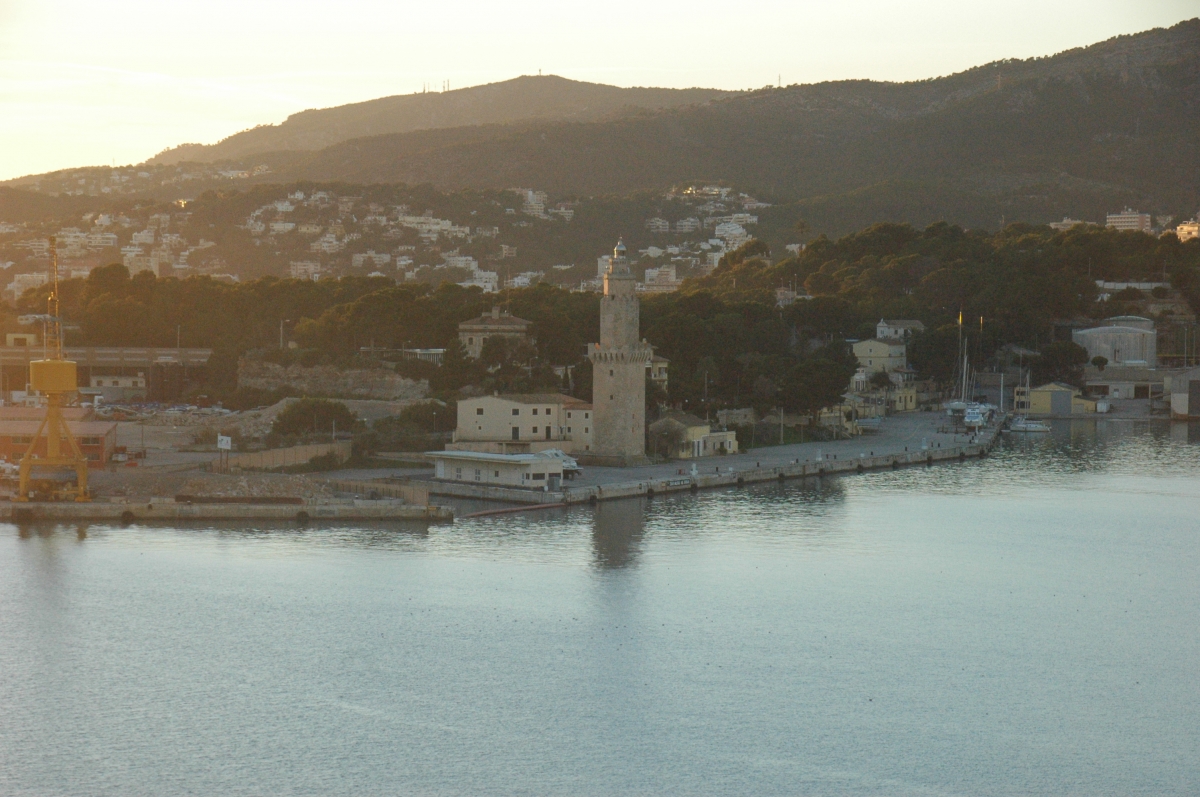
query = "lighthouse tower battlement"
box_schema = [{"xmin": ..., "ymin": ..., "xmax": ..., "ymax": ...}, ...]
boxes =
[{"xmin": 587, "ymin": 239, "xmax": 652, "ymax": 466}]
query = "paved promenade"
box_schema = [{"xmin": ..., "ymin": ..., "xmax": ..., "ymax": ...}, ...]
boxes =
[{"xmin": 571, "ymin": 411, "xmax": 971, "ymax": 489}]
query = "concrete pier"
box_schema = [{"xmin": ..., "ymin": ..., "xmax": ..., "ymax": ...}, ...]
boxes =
[
  {"xmin": 414, "ymin": 413, "xmax": 1003, "ymax": 507},
  {"xmin": 0, "ymin": 499, "xmax": 452, "ymax": 523}
]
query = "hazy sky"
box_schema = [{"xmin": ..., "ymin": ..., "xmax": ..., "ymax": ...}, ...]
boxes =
[{"xmin": 0, "ymin": 1, "xmax": 1196, "ymax": 181}]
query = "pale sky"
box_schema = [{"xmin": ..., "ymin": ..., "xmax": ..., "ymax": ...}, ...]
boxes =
[{"xmin": 0, "ymin": 0, "xmax": 1196, "ymax": 181}]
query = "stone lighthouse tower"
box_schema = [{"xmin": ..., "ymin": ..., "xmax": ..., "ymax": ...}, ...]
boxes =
[{"xmin": 589, "ymin": 239, "xmax": 652, "ymax": 466}]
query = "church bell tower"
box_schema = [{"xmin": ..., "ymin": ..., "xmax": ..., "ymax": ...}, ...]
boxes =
[{"xmin": 589, "ymin": 239, "xmax": 652, "ymax": 466}]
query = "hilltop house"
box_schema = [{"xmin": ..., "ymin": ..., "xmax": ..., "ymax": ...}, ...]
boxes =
[
  {"xmin": 876, "ymin": 319, "xmax": 925, "ymax": 340},
  {"xmin": 457, "ymin": 307, "xmax": 532, "ymax": 359}
]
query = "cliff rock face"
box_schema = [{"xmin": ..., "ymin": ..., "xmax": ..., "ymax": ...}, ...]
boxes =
[{"xmin": 237, "ymin": 359, "xmax": 428, "ymax": 401}]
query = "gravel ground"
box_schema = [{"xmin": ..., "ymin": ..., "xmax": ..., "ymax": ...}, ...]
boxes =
[{"xmin": 89, "ymin": 468, "xmax": 336, "ymax": 501}]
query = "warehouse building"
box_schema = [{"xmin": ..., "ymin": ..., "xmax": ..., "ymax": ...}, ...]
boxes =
[
  {"xmin": 0, "ymin": 419, "xmax": 118, "ymax": 466},
  {"xmin": 1072, "ymin": 322, "xmax": 1156, "ymax": 367}
]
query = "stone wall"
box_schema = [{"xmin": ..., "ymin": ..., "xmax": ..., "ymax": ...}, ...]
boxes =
[{"xmin": 238, "ymin": 358, "xmax": 428, "ymax": 401}]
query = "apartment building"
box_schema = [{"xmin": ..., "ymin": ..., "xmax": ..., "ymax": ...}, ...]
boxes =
[{"xmin": 1106, "ymin": 209, "xmax": 1152, "ymax": 233}]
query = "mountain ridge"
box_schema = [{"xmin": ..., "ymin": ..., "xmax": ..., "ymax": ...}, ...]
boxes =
[
  {"xmin": 148, "ymin": 75, "xmax": 736, "ymax": 165},
  {"xmin": 239, "ymin": 19, "xmax": 1199, "ymax": 223}
]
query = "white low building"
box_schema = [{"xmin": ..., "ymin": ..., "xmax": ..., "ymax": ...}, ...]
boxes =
[{"xmin": 428, "ymin": 450, "xmax": 565, "ymax": 490}]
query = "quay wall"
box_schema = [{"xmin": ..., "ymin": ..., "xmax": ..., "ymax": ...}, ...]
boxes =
[
  {"xmin": 421, "ymin": 426, "xmax": 1002, "ymax": 507},
  {"xmin": 324, "ymin": 479, "xmax": 430, "ymax": 506},
  {"xmin": 211, "ymin": 441, "xmax": 352, "ymax": 472}
]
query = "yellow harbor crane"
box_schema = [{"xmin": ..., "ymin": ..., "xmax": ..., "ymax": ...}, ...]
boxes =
[{"xmin": 16, "ymin": 236, "xmax": 90, "ymax": 502}]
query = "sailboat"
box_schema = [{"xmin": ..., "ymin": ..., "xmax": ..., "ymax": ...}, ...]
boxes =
[{"xmin": 1007, "ymin": 370, "xmax": 1050, "ymax": 433}]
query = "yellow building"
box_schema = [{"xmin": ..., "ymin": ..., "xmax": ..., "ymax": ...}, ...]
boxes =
[
  {"xmin": 1019, "ymin": 382, "xmax": 1096, "ymax": 415},
  {"xmin": 889, "ymin": 385, "xmax": 918, "ymax": 412},
  {"xmin": 852, "ymin": 339, "xmax": 906, "ymax": 376},
  {"xmin": 648, "ymin": 410, "xmax": 738, "ymax": 459}
]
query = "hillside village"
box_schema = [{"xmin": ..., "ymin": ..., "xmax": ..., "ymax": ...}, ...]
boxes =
[{"xmin": 0, "ymin": 182, "xmax": 783, "ymax": 297}]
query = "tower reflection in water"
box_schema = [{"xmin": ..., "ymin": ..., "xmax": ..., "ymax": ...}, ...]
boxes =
[{"xmin": 590, "ymin": 497, "xmax": 645, "ymax": 569}]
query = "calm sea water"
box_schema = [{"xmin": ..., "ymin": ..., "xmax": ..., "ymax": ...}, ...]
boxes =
[{"xmin": 2, "ymin": 420, "xmax": 1198, "ymax": 796}]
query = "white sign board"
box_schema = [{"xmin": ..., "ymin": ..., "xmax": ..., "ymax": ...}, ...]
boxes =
[{"xmin": 217, "ymin": 435, "xmax": 232, "ymax": 451}]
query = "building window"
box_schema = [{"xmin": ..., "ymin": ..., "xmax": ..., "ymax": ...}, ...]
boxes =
[
  {"xmin": 512, "ymin": 408, "xmax": 520, "ymax": 416},
  {"xmin": 545, "ymin": 408, "xmax": 551, "ymax": 415},
  {"xmin": 476, "ymin": 407, "xmax": 484, "ymax": 415},
  {"xmin": 609, "ymin": 370, "xmax": 614, "ymax": 377},
  {"xmin": 585, "ymin": 413, "xmax": 589, "ymax": 419},
  {"xmin": 474, "ymin": 469, "xmax": 481, "ymax": 481},
  {"xmin": 532, "ymin": 408, "xmax": 538, "ymax": 415},
  {"xmin": 494, "ymin": 470, "xmax": 500, "ymax": 478},
  {"xmin": 584, "ymin": 427, "xmax": 589, "ymax": 434},
  {"xmin": 567, "ymin": 412, "xmax": 572, "ymax": 419},
  {"xmin": 455, "ymin": 467, "xmax": 462, "ymax": 480},
  {"xmin": 567, "ymin": 427, "xmax": 572, "ymax": 434},
  {"xmin": 468, "ymin": 337, "xmax": 474, "ymax": 345},
  {"xmin": 532, "ymin": 426, "xmax": 538, "ymax": 434},
  {"xmin": 532, "ymin": 472, "xmax": 545, "ymax": 480}
]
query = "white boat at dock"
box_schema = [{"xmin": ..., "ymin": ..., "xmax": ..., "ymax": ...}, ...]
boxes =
[{"xmin": 1007, "ymin": 416, "xmax": 1050, "ymax": 433}]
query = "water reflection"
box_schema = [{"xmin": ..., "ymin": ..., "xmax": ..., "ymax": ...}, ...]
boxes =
[{"xmin": 591, "ymin": 497, "xmax": 645, "ymax": 569}]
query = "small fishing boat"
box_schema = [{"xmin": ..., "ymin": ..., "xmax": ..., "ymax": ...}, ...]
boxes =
[{"xmin": 1008, "ymin": 416, "xmax": 1050, "ymax": 433}]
